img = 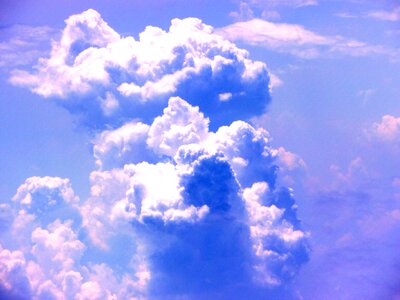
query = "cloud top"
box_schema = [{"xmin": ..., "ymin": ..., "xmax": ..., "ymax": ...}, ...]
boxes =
[{"xmin": 10, "ymin": 9, "xmax": 271, "ymax": 129}]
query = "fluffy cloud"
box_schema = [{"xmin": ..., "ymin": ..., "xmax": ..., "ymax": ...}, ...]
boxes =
[
  {"xmin": 0, "ymin": 245, "xmax": 31, "ymax": 299},
  {"xmin": 11, "ymin": 176, "xmax": 81, "ymax": 238},
  {"xmin": 93, "ymin": 121, "xmax": 156, "ymax": 169},
  {"xmin": 10, "ymin": 9, "xmax": 271, "ymax": 129},
  {"xmin": 147, "ymin": 97, "xmax": 210, "ymax": 157},
  {"xmin": 371, "ymin": 114, "xmax": 400, "ymax": 142},
  {"xmin": 85, "ymin": 96, "xmax": 309, "ymax": 297},
  {"xmin": 1, "ymin": 177, "xmax": 148, "ymax": 299},
  {"xmin": 1, "ymin": 96, "xmax": 308, "ymax": 298},
  {"xmin": 243, "ymin": 182, "xmax": 308, "ymax": 285},
  {"xmin": 4, "ymin": 9, "xmax": 309, "ymax": 299}
]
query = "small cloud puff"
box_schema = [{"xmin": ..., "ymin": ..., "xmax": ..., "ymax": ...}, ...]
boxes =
[{"xmin": 371, "ymin": 114, "xmax": 400, "ymax": 143}]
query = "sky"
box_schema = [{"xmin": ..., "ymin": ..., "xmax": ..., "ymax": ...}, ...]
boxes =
[{"xmin": 0, "ymin": 0, "xmax": 399, "ymax": 299}]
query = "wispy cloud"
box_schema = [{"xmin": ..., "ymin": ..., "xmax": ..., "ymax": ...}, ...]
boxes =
[
  {"xmin": 336, "ymin": 7, "xmax": 400, "ymax": 22},
  {"xmin": 229, "ymin": 0, "xmax": 317, "ymax": 22},
  {"xmin": 366, "ymin": 7, "xmax": 400, "ymax": 22},
  {"xmin": 248, "ymin": 0, "xmax": 317, "ymax": 8},
  {"xmin": 0, "ymin": 25, "xmax": 58, "ymax": 70},
  {"xmin": 217, "ymin": 18, "xmax": 399, "ymax": 59}
]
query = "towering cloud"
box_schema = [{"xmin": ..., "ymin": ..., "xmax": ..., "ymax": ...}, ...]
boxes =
[{"xmin": 2, "ymin": 9, "xmax": 309, "ymax": 299}]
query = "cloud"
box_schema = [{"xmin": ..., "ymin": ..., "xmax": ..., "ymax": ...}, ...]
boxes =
[
  {"xmin": 294, "ymin": 115, "xmax": 400, "ymax": 299},
  {"xmin": 357, "ymin": 88, "xmax": 375, "ymax": 104},
  {"xmin": 3, "ymin": 9, "xmax": 309, "ymax": 299},
  {"xmin": 87, "ymin": 98, "xmax": 308, "ymax": 297},
  {"xmin": 147, "ymin": 97, "xmax": 210, "ymax": 157},
  {"xmin": 249, "ymin": 0, "xmax": 317, "ymax": 8},
  {"xmin": 217, "ymin": 18, "xmax": 399, "ymax": 59},
  {"xmin": 269, "ymin": 72, "xmax": 284, "ymax": 89},
  {"xmin": 1, "ymin": 96, "xmax": 308, "ymax": 298},
  {"xmin": 10, "ymin": 9, "xmax": 271, "ymax": 129},
  {"xmin": 1, "ymin": 176, "xmax": 148, "ymax": 299},
  {"xmin": 229, "ymin": 2, "xmax": 255, "ymax": 21},
  {"xmin": 229, "ymin": 0, "xmax": 317, "ymax": 23},
  {"xmin": 371, "ymin": 114, "xmax": 400, "ymax": 143},
  {"xmin": 366, "ymin": 7, "xmax": 400, "ymax": 22},
  {"xmin": 93, "ymin": 121, "xmax": 156, "ymax": 169},
  {"xmin": 276, "ymin": 147, "xmax": 306, "ymax": 171},
  {"xmin": 336, "ymin": 7, "xmax": 400, "ymax": 22},
  {"xmin": 216, "ymin": 18, "xmax": 332, "ymax": 58},
  {"xmin": 0, "ymin": 25, "xmax": 58, "ymax": 70},
  {"xmin": 0, "ymin": 245, "xmax": 31, "ymax": 300}
]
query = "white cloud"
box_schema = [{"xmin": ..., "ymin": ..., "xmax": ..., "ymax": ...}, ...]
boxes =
[
  {"xmin": 1, "ymin": 177, "xmax": 147, "ymax": 299},
  {"xmin": 219, "ymin": 18, "xmax": 331, "ymax": 46},
  {"xmin": 100, "ymin": 92, "xmax": 119, "ymax": 116},
  {"xmin": 10, "ymin": 9, "xmax": 271, "ymax": 128},
  {"xmin": 250, "ymin": 0, "xmax": 317, "ymax": 7},
  {"xmin": 31, "ymin": 220, "xmax": 85, "ymax": 272},
  {"xmin": 147, "ymin": 97, "xmax": 210, "ymax": 157},
  {"xmin": 230, "ymin": 1, "xmax": 255, "ymax": 21},
  {"xmin": 269, "ymin": 72, "xmax": 283, "ymax": 89},
  {"xmin": 79, "ymin": 96, "xmax": 309, "ymax": 296},
  {"xmin": 3, "ymin": 10, "xmax": 309, "ymax": 298},
  {"xmin": 371, "ymin": 114, "xmax": 400, "ymax": 142},
  {"xmin": 366, "ymin": 7, "xmax": 400, "ymax": 22},
  {"xmin": 207, "ymin": 120, "xmax": 277, "ymax": 187},
  {"xmin": 13, "ymin": 176, "xmax": 79, "ymax": 207},
  {"xmin": 276, "ymin": 147, "xmax": 306, "ymax": 171},
  {"xmin": 2, "ymin": 96, "xmax": 309, "ymax": 298},
  {"xmin": 243, "ymin": 182, "xmax": 307, "ymax": 285},
  {"xmin": 216, "ymin": 18, "xmax": 333, "ymax": 58},
  {"xmin": 0, "ymin": 245, "xmax": 31, "ymax": 298},
  {"xmin": 219, "ymin": 92, "xmax": 233, "ymax": 101},
  {"xmin": 217, "ymin": 18, "xmax": 399, "ymax": 59},
  {"xmin": 357, "ymin": 88, "xmax": 375, "ymax": 104},
  {"xmin": 0, "ymin": 25, "xmax": 58, "ymax": 70},
  {"xmin": 229, "ymin": 0, "xmax": 317, "ymax": 23},
  {"xmin": 93, "ymin": 121, "xmax": 155, "ymax": 169}
]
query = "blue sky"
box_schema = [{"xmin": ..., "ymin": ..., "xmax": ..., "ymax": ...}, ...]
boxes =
[{"xmin": 0, "ymin": 1, "xmax": 399, "ymax": 299}]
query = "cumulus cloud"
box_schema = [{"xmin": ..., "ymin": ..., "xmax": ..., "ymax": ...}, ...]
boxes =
[
  {"xmin": 1, "ymin": 176, "xmax": 148, "ymax": 299},
  {"xmin": 147, "ymin": 97, "xmax": 210, "ymax": 157},
  {"xmin": 10, "ymin": 9, "xmax": 271, "ymax": 129},
  {"xmin": 371, "ymin": 114, "xmax": 400, "ymax": 142},
  {"xmin": 1, "ymin": 96, "xmax": 308, "ymax": 298},
  {"xmin": 217, "ymin": 18, "xmax": 399, "ymax": 59},
  {"xmin": 84, "ymin": 96, "xmax": 309, "ymax": 297},
  {"xmin": 3, "ymin": 9, "xmax": 309, "ymax": 299}
]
